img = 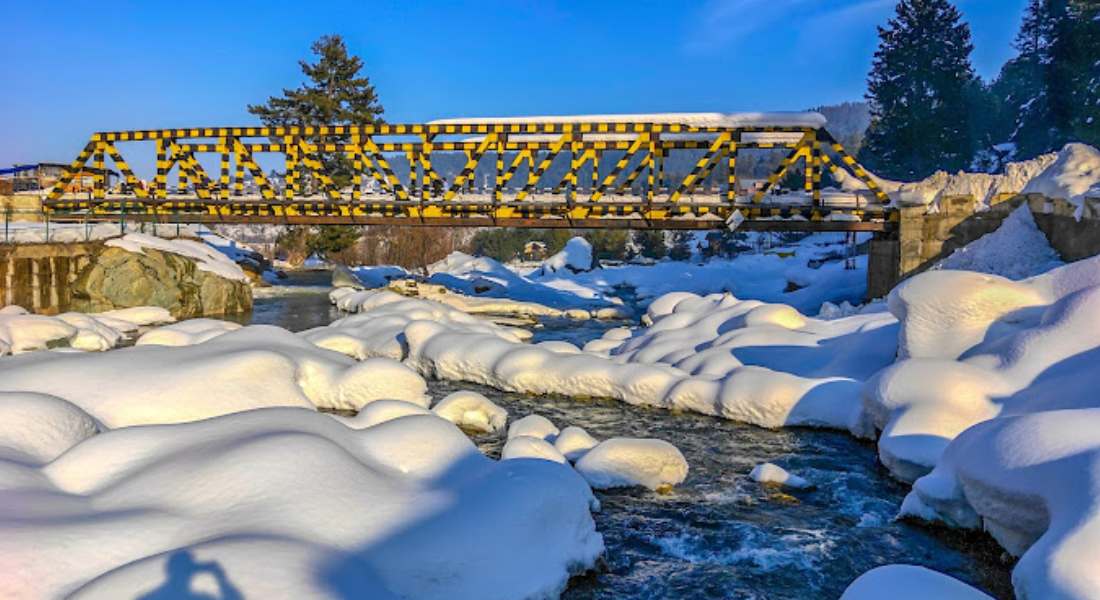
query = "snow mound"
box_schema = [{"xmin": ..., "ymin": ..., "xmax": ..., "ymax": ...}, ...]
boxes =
[
  {"xmin": 0, "ymin": 306, "xmax": 174, "ymax": 356},
  {"xmin": 574, "ymin": 438, "xmax": 688, "ymax": 490},
  {"xmin": 502, "ymin": 435, "xmax": 568, "ymax": 464},
  {"xmin": 508, "ymin": 415, "xmax": 560, "ymax": 442},
  {"xmin": 749, "ymin": 462, "xmax": 812, "ymax": 490},
  {"xmin": 432, "ymin": 390, "xmax": 508, "ymax": 433},
  {"xmin": 535, "ymin": 237, "xmax": 596, "ymax": 275},
  {"xmin": 0, "ymin": 392, "xmax": 98, "ymax": 465},
  {"xmin": 554, "ymin": 426, "xmax": 600, "ymax": 462},
  {"xmin": 338, "ymin": 399, "xmax": 432, "ymax": 429},
  {"xmin": 106, "ymin": 233, "xmax": 249, "ymax": 283},
  {"xmin": 0, "ymin": 325, "xmax": 432, "ymax": 427},
  {"xmin": 0, "ymin": 408, "xmax": 603, "ymax": 598},
  {"xmin": 935, "ymin": 204, "xmax": 1063, "ymax": 280},
  {"xmin": 136, "ymin": 319, "xmax": 241, "ymax": 346},
  {"xmin": 1022, "ymin": 143, "xmax": 1100, "ymax": 219},
  {"xmin": 841, "ymin": 565, "xmax": 994, "ymax": 600}
]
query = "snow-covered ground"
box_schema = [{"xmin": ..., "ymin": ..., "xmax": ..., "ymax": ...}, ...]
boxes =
[{"xmin": 348, "ymin": 233, "xmax": 869, "ymax": 317}]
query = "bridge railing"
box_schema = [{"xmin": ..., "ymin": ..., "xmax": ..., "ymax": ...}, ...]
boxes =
[{"xmin": 42, "ymin": 121, "xmax": 892, "ymax": 227}]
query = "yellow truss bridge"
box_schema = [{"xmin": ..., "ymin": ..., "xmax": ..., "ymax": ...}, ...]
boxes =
[{"xmin": 43, "ymin": 113, "xmax": 896, "ymax": 231}]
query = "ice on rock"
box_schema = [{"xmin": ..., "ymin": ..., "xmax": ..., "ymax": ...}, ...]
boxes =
[
  {"xmin": 431, "ymin": 390, "xmax": 508, "ymax": 433},
  {"xmin": 502, "ymin": 436, "xmax": 569, "ymax": 464},
  {"xmin": 507, "ymin": 414, "xmax": 560, "ymax": 442},
  {"xmin": 136, "ymin": 319, "xmax": 242, "ymax": 346},
  {"xmin": 749, "ymin": 462, "xmax": 812, "ymax": 490},
  {"xmin": 338, "ymin": 399, "xmax": 433, "ymax": 429},
  {"xmin": 0, "ymin": 392, "xmax": 99, "ymax": 465},
  {"xmin": 554, "ymin": 426, "xmax": 600, "ymax": 462},
  {"xmin": 575, "ymin": 438, "xmax": 688, "ymax": 491},
  {"xmin": 841, "ymin": 565, "xmax": 994, "ymax": 600},
  {"xmin": 0, "ymin": 409, "xmax": 604, "ymax": 599}
]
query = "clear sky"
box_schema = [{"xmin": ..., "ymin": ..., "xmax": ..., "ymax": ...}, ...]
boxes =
[{"xmin": 1, "ymin": 0, "xmax": 1027, "ymax": 171}]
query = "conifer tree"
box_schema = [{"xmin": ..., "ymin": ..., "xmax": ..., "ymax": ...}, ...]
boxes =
[
  {"xmin": 860, "ymin": 0, "xmax": 981, "ymax": 180},
  {"xmin": 249, "ymin": 34, "xmax": 384, "ymax": 187}
]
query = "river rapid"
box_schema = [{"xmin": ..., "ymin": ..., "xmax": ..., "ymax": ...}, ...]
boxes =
[{"xmin": 250, "ymin": 271, "xmax": 1014, "ymax": 599}]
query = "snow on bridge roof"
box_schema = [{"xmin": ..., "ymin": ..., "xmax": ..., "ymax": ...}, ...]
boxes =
[{"xmin": 429, "ymin": 112, "xmax": 828, "ymax": 129}]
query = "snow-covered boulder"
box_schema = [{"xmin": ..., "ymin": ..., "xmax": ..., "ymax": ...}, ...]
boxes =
[
  {"xmin": 338, "ymin": 399, "xmax": 433, "ymax": 429},
  {"xmin": 502, "ymin": 435, "xmax": 568, "ymax": 464},
  {"xmin": 507, "ymin": 415, "xmax": 560, "ymax": 442},
  {"xmin": 136, "ymin": 319, "xmax": 241, "ymax": 346},
  {"xmin": 749, "ymin": 462, "xmax": 812, "ymax": 490},
  {"xmin": 574, "ymin": 438, "xmax": 688, "ymax": 491},
  {"xmin": 535, "ymin": 237, "xmax": 596, "ymax": 275},
  {"xmin": 0, "ymin": 408, "xmax": 604, "ymax": 598},
  {"xmin": 431, "ymin": 391, "xmax": 508, "ymax": 433},
  {"xmin": 554, "ymin": 426, "xmax": 600, "ymax": 462}
]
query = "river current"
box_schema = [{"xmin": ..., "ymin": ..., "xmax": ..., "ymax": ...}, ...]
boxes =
[{"xmin": 250, "ymin": 272, "xmax": 1014, "ymax": 599}]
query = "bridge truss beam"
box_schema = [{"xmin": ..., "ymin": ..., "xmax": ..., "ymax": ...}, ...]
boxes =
[{"xmin": 43, "ymin": 121, "xmax": 895, "ymax": 231}]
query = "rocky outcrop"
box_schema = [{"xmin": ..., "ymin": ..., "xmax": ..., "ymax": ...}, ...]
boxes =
[{"xmin": 69, "ymin": 245, "xmax": 251, "ymax": 318}]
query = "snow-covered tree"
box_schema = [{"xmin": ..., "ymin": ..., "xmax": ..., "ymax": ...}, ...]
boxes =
[
  {"xmin": 860, "ymin": 0, "xmax": 982, "ymax": 180},
  {"xmin": 993, "ymin": 0, "xmax": 1100, "ymax": 158}
]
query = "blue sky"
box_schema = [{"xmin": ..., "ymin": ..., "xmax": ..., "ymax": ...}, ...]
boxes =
[{"xmin": 1, "ymin": 0, "xmax": 1027, "ymax": 171}]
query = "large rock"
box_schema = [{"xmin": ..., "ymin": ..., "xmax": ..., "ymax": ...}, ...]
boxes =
[{"xmin": 70, "ymin": 246, "xmax": 251, "ymax": 318}]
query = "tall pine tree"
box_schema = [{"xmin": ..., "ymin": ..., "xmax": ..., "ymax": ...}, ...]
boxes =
[
  {"xmin": 249, "ymin": 34, "xmax": 384, "ymax": 187},
  {"xmin": 860, "ymin": 0, "xmax": 981, "ymax": 180}
]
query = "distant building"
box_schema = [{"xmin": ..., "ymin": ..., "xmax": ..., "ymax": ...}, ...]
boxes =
[
  {"xmin": 523, "ymin": 240, "xmax": 548, "ymax": 260},
  {"xmin": 0, "ymin": 163, "xmax": 118, "ymax": 194}
]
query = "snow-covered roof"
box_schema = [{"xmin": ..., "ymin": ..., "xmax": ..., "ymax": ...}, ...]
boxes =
[{"xmin": 430, "ymin": 112, "xmax": 827, "ymax": 129}]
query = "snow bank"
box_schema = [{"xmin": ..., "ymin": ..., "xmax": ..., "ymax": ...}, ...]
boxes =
[
  {"xmin": 337, "ymin": 399, "xmax": 432, "ymax": 428},
  {"xmin": 841, "ymin": 565, "xmax": 994, "ymax": 600},
  {"xmin": 431, "ymin": 390, "xmax": 508, "ymax": 433},
  {"xmin": 0, "ymin": 408, "xmax": 603, "ymax": 599},
  {"xmin": 0, "ymin": 391, "xmax": 98, "ymax": 465},
  {"xmin": 574, "ymin": 438, "xmax": 688, "ymax": 491},
  {"xmin": 0, "ymin": 325, "xmax": 431, "ymax": 427},
  {"xmin": 106, "ymin": 233, "xmax": 249, "ymax": 283},
  {"xmin": 901, "ymin": 410, "xmax": 1100, "ymax": 600},
  {"xmin": 858, "ymin": 255, "xmax": 1100, "ymax": 599},
  {"xmin": 135, "ymin": 318, "xmax": 241, "ymax": 346},
  {"xmin": 935, "ymin": 203, "xmax": 1063, "ymax": 279},
  {"xmin": 749, "ymin": 462, "xmax": 812, "ymax": 490},
  {"xmin": 1022, "ymin": 143, "xmax": 1100, "ymax": 219},
  {"xmin": 426, "ymin": 250, "xmax": 618, "ymax": 314},
  {"xmin": 0, "ymin": 305, "xmax": 174, "ymax": 356},
  {"xmin": 533, "ymin": 237, "xmax": 596, "ymax": 276}
]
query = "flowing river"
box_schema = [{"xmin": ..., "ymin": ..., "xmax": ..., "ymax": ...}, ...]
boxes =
[{"xmin": 251, "ymin": 271, "xmax": 1014, "ymax": 599}]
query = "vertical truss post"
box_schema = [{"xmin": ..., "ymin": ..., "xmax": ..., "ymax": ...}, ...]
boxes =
[
  {"xmin": 406, "ymin": 150, "xmax": 417, "ymax": 199},
  {"xmin": 727, "ymin": 133, "xmax": 739, "ymax": 204},
  {"xmin": 284, "ymin": 135, "xmax": 298, "ymax": 201},
  {"xmin": 420, "ymin": 135, "xmax": 434, "ymax": 203},
  {"xmin": 655, "ymin": 145, "xmax": 665, "ymax": 199},
  {"xmin": 591, "ymin": 150, "xmax": 599, "ymax": 197},
  {"xmin": 92, "ymin": 142, "xmax": 106, "ymax": 199},
  {"xmin": 155, "ymin": 139, "xmax": 169, "ymax": 200},
  {"xmin": 803, "ymin": 130, "xmax": 815, "ymax": 200},
  {"xmin": 494, "ymin": 137, "xmax": 505, "ymax": 205},
  {"xmin": 232, "ymin": 139, "xmax": 245, "ymax": 197},
  {"xmin": 351, "ymin": 133, "xmax": 362, "ymax": 201},
  {"xmin": 218, "ymin": 140, "xmax": 231, "ymax": 200}
]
